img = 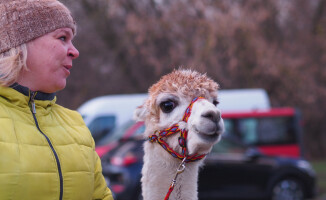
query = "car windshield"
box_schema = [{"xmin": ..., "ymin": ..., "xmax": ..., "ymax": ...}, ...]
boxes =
[
  {"xmin": 97, "ymin": 120, "xmax": 135, "ymax": 146},
  {"xmin": 223, "ymin": 116, "xmax": 297, "ymax": 146}
]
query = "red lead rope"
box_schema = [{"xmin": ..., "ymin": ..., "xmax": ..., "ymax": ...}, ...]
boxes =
[
  {"xmin": 163, "ymin": 157, "xmax": 186, "ymax": 200},
  {"xmin": 148, "ymin": 97, "xmax": 206, "ymax": 200}
]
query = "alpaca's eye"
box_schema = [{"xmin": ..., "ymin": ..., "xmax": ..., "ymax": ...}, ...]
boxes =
[
  {"xmin": 213, "ymin": 100, "xmax": 219, "ymax": 106},
  {"xmin": 160, "ymin": 101, "xmax": 177, "ymax": 113}
]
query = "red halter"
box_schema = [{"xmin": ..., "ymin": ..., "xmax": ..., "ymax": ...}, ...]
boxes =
[{"xmin": 147, "ymin": 96, "xmax": 206, "ymax": 200}]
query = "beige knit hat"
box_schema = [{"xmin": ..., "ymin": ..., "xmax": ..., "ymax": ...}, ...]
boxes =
[{"xmin": 0, "ymin": 0, "xmax": 76, "ymax": 54}]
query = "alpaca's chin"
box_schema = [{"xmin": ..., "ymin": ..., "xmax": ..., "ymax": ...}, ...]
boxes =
[
  {"xmin": 198, "ymin": 131, "xmax": 221, "ymax": 143},
  {"xmin": 193, "ymin": 126, "xmax": 222, "ymax": 144},
  {"xmin": 187, "ymin": 135, "xmax": 220, "ymax": 155}
]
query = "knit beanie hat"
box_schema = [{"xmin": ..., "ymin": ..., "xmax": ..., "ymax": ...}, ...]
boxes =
[{"xmin": 0, "ymin": 0, "xmax": 76, "ymax": 54}]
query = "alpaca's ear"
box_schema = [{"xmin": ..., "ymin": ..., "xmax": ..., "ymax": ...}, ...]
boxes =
[{"xmin": 133, "ymin": 104, "xmax": 147, "ymax": 121}]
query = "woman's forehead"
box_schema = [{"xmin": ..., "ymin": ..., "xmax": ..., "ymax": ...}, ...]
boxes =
[{"xmin": 53, "ymin": 28, "xmax": 74, "ymax": 35}]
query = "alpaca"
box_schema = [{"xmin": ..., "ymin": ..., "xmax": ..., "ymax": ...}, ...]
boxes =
[{"xmin": 134, "ymin": 69, "xmax": 224, "ymax": 200}]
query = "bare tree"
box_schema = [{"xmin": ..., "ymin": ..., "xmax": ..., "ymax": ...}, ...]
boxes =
[{"xmin": 59, "ymin": 0, "xmax": 326, "ymax": 158}]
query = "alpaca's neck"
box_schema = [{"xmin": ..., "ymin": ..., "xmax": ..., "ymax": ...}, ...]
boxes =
[{"xmin": 141, "ymin": 142, "xmax": 202, "ymax": 200}]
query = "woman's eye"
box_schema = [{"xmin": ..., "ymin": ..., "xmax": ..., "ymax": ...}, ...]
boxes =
[
  {"xmin": 59, "ymin": 36, "xmax": 66, "ymax": 41},
  {"xmin": 213, "ymin": 100, "xmax": 219, "ymax": 106},
  {"xmin": 160, "ymin": 101, "xmax": 177, "ymax": 113}
]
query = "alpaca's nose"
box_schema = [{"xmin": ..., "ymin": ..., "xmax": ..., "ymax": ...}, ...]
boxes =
[{"xmin": 201, "ymin": 110, "xmax": 221, "ymax": 123}]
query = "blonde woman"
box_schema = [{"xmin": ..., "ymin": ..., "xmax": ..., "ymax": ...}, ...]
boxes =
[{"xmin": 0, "ymin": 0, "xmax": 113, "ymax": 199}]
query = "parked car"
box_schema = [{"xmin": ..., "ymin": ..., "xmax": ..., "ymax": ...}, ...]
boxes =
[
  {"xmin": 78, "ymin": 94, "xmax": 148, "ymax": 144},
  {"xmin": 95, "ymin": 120, "xmax": 145, "ymax": 157},
  {"xmin": 96, "ymin": 106, "xmax": 303, "ymax": 159},
  {"xmin": 100, "ymin": 133, "xmax": 316, "ymax": 200}
]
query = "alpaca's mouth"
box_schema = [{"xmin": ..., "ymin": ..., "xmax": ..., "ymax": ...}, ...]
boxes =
[
  {"xmin": 198, "ymin": 132, "xmax": 220, "ymax": 142},
  {"xmin": 195, "ymin": 124, "xmax": 223, "ymax": 142}
]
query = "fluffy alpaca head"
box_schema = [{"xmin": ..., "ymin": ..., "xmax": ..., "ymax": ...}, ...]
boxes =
[{"xmin": 134, "ymin": 69, "xmax": 224, "ymax": 155}]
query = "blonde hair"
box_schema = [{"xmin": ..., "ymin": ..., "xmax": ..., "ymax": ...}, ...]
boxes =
[{"xmin": 0, "ymin": 44, "xmax": 28, "ymax": 86}]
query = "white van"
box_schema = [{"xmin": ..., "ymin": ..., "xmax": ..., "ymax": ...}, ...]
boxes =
[
  {"xmin": 77, "ymin": 88, "xmax": 270, "ymax": 143},
  {"xmin": 218, "ymin": 88, "xmax": 270, "ymax": 112},
  {"xmin": 77, "ymin": 93, "xmax": 147, "ymax": 143}
]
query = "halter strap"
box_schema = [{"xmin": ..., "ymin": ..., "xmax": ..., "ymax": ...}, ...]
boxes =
[
  {"xmin": 148, "ymin": 124, "xmax": 206, "ymax": 162},
  {"xmin": 182, "ymin": 96, "xmax": 204, "ymax": 122}
]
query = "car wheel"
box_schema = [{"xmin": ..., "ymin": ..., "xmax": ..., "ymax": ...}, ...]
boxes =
[{"xmin": 271, "ymin": 178, "xmax": 304, "ymax": 200}]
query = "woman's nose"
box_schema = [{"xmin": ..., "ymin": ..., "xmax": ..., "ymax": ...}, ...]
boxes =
[{"xmin": 68, "ymin": 44, "xmax": 79, "ymax": 59}]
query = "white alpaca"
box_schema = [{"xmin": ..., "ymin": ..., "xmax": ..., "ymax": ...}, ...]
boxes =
[{"xmin": 134, "ymin": 69, "xmax": 224, "ymax": 200}]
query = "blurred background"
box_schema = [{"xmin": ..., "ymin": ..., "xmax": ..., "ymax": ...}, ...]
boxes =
[{"xmin": 59, "ymin": 0, "xmax": 326, "ymax": 198}]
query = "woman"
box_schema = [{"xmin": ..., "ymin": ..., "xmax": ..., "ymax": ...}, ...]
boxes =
[{"xmin": 0, "ymin": 0, "xmax": 113, "ymax": 199}]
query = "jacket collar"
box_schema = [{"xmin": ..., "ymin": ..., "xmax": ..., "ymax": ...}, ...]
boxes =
[
  {"xmin": 10, "ymin": 83, "xmax": 56, "ymax": 101},
  {"xmin": 0, "ymin": 84, "xmax": 56, "ymax": 113}
]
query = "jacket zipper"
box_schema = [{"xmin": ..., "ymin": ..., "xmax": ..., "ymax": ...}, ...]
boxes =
[{"xmin": 29, "ymin": 91, "xmax": 63, "ymax": 200}]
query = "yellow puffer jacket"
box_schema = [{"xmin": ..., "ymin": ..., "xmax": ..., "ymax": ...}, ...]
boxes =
[{"xmin": 0, "ymin": 85, "xmax": 113, "ymax": 200}]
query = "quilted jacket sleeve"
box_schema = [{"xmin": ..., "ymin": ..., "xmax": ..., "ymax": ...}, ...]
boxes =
[{"xmin": 92, "ymin": 148, "xmax": 114, "ymax": 200}]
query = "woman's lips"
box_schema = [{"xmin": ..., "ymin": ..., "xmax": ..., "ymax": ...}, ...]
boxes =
[{"xmin": 63, "ymin": 65, "xmax": 72, "ymax": 75}]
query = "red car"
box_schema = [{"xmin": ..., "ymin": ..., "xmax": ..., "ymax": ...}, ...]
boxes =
[
  {"xmin": 97, "ymin": 107, "xmax": 303, "ymax": 158},
  {"xmin": 95, "ymin": 121, "xmax": 145, "ymax": 157}
]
